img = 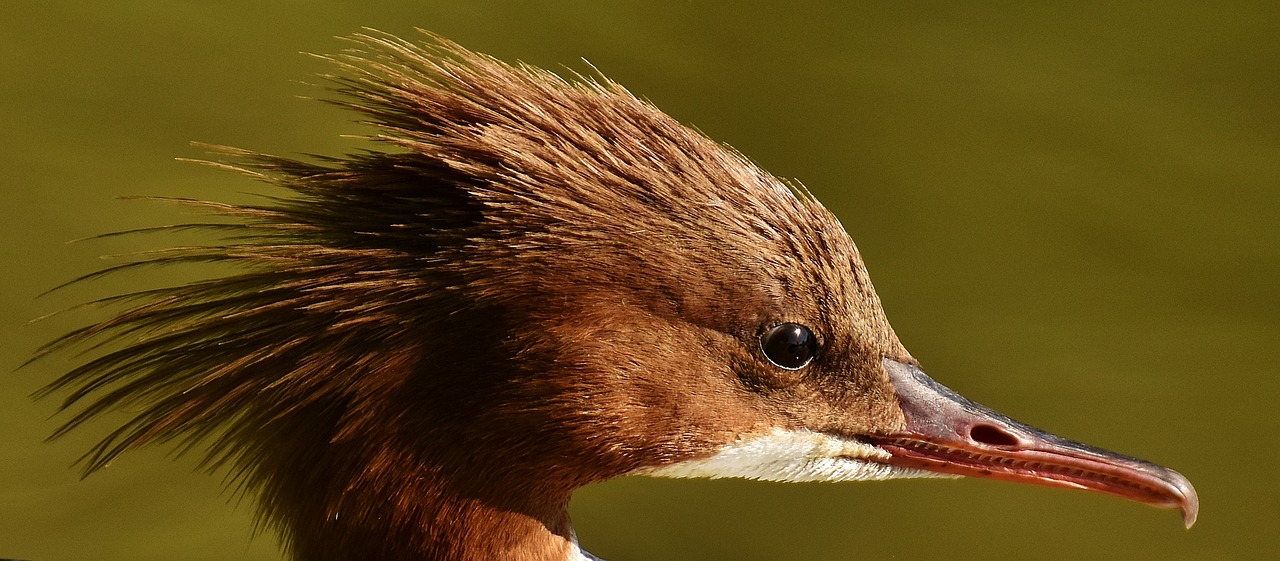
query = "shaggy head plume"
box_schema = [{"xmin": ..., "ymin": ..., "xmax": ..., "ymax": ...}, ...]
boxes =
[{"xmin": 38, "ymin": 31, "xmax": 905, "ymax": 560}]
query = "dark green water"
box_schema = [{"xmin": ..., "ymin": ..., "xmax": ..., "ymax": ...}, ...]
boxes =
[{"xmin": 2, "ymin": 2, "xmax": 1275, "ymax": 560}]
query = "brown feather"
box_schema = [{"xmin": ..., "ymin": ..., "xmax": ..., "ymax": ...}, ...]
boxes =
[{"xmin": 41, "ymin": 31, "xmax": 908, "ymax": 561}]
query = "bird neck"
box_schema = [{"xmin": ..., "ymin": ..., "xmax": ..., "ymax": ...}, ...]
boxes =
[{"xmin": 268, "ymin": 437, "xmax": 584, "ymax": 561}]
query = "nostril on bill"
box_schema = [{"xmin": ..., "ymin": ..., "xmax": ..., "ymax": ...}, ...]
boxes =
[{"xmin": 969, "ymin": 423, "xmax": 1020, "ymax": 447}]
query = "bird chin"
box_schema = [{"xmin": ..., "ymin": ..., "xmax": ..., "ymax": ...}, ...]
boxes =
[{"xmin": 633, "ymin": 428, "xmax": 951, "ymax": 483}]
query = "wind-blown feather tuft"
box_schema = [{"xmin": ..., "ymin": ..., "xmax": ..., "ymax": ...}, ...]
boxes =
[{"xmin": 38, "ymin": 30, "xmax": 883, "ymax": 560}]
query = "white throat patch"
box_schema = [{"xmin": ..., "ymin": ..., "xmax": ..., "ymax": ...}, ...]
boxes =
[{"xmin": 636, "ymin": 428, "xmax": 948, "ymax": 483}]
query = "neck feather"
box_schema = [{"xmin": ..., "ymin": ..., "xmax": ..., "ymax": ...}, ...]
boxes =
[{"xmin": 258, "ymin": 430, "xmax": 581, "ymax": 561}]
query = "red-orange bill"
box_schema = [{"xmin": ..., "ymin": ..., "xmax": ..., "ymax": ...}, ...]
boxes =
[{"xmin": 871, "ymin": 359, "xmax": 1198, "ymax": 528}]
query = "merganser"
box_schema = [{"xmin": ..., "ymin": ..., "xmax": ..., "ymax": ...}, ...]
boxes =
[{"xmin": 37, "ymin": 31, "xmax": 1197, "ymax": 561}]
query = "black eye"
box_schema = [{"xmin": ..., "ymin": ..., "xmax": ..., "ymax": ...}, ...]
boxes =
[{"xmin": 759, "ymin": 323, "xmax": 818, "ymax": 370}]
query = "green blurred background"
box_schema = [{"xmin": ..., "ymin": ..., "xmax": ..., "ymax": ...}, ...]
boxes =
[{"xmin": 2, "ymin": 1, "xmax": 1275, "ymax": 560}]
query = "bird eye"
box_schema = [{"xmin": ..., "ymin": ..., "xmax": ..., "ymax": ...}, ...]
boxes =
[{"xmin": 759, "ymin": 323, "xmax": 818, "ymax": 370}]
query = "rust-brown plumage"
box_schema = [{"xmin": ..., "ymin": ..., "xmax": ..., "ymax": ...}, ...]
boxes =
[{"xmin": 39, "ymin": 32, "xmax": 907, "ymax": 561}]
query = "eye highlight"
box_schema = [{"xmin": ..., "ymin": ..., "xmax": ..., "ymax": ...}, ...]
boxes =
[{"xmin": 759, "ymin": 323, "xmax": 818, "ymax": 370}]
